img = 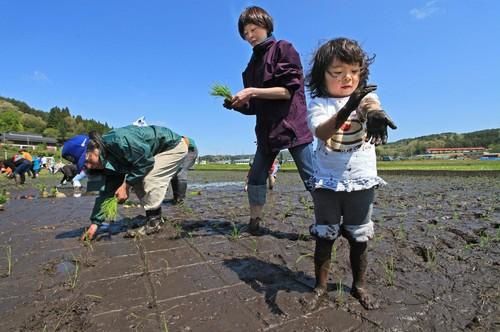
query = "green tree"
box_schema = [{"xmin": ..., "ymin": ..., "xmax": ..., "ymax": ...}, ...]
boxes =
[
  {"xmin": 47, "ymin": 106, "xmax": 62, "ymax": 128},
  {"xmin": 43, "ymin": 127, "xmax": 59, "ymax": 138},
  {"xmin": 0, "ymin": 109, "xmax": 23, "ymax": 132},
  {"xmin": 21, "ymin": 113, "xmax": 46, "ymax": 133}
]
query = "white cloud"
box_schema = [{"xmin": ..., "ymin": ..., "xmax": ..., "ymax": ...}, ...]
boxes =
[
  {"xmin": 410, "ymin": 1, "xmax": 439, "ymax": 20},
  {"xmin": 31, "ymin": 70, "xmax": 49, "ymax": 82}
]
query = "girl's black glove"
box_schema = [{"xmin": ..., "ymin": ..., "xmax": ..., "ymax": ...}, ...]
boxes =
[
  {"xmin": 366, "ymin": 110, "xmax": 397, "ymax": 145},
  {"xmin": 335, "ymin": 84, "xmax": 378, "ymax": 129}
]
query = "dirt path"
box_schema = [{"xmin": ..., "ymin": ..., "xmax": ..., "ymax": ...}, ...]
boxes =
[{"xmin": 0, "ymin": 171, "xmax": 498, "ymax": 331}]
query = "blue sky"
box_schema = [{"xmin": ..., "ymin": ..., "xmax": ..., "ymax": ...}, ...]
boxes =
[{"xmin": 1, "ymin": 0, "xmax": 499, "ymax": 155}]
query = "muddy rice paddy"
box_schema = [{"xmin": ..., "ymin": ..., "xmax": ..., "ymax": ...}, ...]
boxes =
[{"xmin": 0, "ymin": 170, "xmax": 498, "ymax": 331}]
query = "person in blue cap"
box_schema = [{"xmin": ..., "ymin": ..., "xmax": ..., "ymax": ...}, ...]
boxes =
[{"xmin": 61, "ymin": 135, "xmax": 89, "ymax": 190}]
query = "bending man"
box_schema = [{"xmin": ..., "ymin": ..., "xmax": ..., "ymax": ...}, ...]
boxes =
[{"xmin": 81, "ymin": 125, "xmax": 188, "ymax": 240}]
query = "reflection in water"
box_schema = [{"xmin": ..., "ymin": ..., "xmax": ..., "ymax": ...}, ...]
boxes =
[
  {"xmin": 189, "ymin": 181, "xmax": 245, "ymax": 189},
  {"xmin": 56, "ymin": 260, "xmax": 76, "ymax": 275}
]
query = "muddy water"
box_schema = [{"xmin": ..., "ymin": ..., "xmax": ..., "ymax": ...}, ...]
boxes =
[{"xmin": 0, "ymin": 170, "xmax": 498, "ymax": 331}]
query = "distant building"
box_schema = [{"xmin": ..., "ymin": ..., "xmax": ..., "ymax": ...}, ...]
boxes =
[
  {"xmin": 233, "ymin": 158, "xmax": 251, "ymax": 165},
  {"xmin": 425, "ymin": 147, "xmax": 486, "ymax": 154},
  {"xmin": 0, "ymin": 132, "xmax": 58, "ymax": 151},
  {"xmin": 214, "ymin": 159, "xmax": 231, "ymax": 164},
  {"xmin": 480, "ymin": 153, "xmax": 500, "ymax": 161}
]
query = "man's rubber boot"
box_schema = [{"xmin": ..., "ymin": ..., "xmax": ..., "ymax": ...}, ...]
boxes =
[{"xmin": 145, "ymin": 207, "xmax": 164, "ymax": 235}]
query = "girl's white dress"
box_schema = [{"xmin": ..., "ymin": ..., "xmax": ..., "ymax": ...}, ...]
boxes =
[{"xmin": 307, "ymin": 93, "xmax": 386, "ymax": 192}]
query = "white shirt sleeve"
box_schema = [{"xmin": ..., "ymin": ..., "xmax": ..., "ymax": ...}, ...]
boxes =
[{"xmin": 307, "ymin": 98, "xmax": 330, "ymax": 137}]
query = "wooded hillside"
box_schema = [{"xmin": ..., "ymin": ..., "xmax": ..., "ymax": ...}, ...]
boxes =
[{"xmin": 0, "ymin": 96, "xmax": 111, "ymax": 141}]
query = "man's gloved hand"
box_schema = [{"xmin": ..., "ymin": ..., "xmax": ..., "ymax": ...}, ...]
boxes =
[
  {"xmin": 335, "ymin": 84, "xmax": 377, "ymax": 129},
  {"xmin": 80, "ymin": 223, "xmax": 98, "ymax": 241},
  {"xmin": 366, "ymin": 110, "xmax": 397, "ymax": 145}
]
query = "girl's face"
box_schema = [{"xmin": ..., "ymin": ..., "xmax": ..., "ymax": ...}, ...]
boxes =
[
  {"xmin": 324, "ymin": 58, "xmax": 361, "ymax": 97},
  {"xmin": 243, "ymin": 24, "xmax": 268, "ymax": 47}
]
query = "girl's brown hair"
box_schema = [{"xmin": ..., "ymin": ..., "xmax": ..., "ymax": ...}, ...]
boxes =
[{"xmin": 307, "ymin": 38, "xmax": 375, "ymax": 98}]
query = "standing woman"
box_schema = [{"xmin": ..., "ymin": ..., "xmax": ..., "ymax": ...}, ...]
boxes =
[{"xmin": 224, "ymin": 6, "xmax": 314, "ymax": 234}]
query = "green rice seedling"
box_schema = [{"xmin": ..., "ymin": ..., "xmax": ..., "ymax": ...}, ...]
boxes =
[
  {"xmin": 173, "ymin": 222, "xmax": 183, "ymax": 238},
  {"xmin": 35, "ymin": 183, "xmax": 45, "ymax": 193},
  {"xmin": 331, "ymin": 245, "xmax": 337, "ymax": 264},
  {"xmin": 478, "ymin": 231, "xmax": 491, "ymax": 248},
  {"xmin": 336, "ymin": 279, "xmax": 344, "ymax": 304},
  {"xmin": 160, "ymin": 258, "xmax": 169, "ymax": 273},
  {"xmin": 373, "ymin": 233, "xmax": 384, "ymax": 244},
  {"xmin": 210, "ymin": 83, "xmax": 233, "ymax": 100},
  {"xmin": 229, "ymin": 223, "xmax": 241, "ymax": 241},
  {"xmin": 396, "ymin": 224, "xmax": 406, "ymax": 240},
  {"xmin": 50, "ymin": 186, "xmax": 58, "ymax": 197},
  {"xmin": 162, "ymin": 314, "xmax": 169, "ymax": 332},
  {"xmin": 383, "ymin": 256, "xmax": 395, "ymax": 286},
  {"xmin": 425, "ymin": 247, "xmax": 437, "ymax": 267},
  {"xmin": 295, "ymin": 253, "xmax": 313, "ymax": 269},
  {"xmin": 82, "ymin": 231, "xmax": 94, "ymax": 250},
  {"xmin": 181, "ymin": 204, "xmax": 193, "ymax": 215},
  {"xmin": 67, "ymin": 257, "xmax": 79, "ymax": 289},
  {"xmin": 0, "ymin": 192, "xmax": 7, "ymax": 205},
  {"xmin": 35, "ymin": 184, "xmax": 49, "ymax": 198},
  {"xmin": 4, "ymin": 245, "xmax": 12, "ymax": 276},
  {"xmin": 281, "ymin": 199, "xmax": 294, "ymax": 222},
  {"xmin": 298, "ymin": 232, "xmax": 309, "ymax": 241},
  {"xmin": 84, "ymin": 294, "xmax": 103, "ymax": 300},
  {"xmin": 251, "ymin": 238, "xmax": 258, "ymax": 255},
  {"xmin": 101, "ymin": 197, "xmax": 119, "ymax": 222}
]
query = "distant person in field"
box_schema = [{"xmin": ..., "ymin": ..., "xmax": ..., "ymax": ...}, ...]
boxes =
[
  {"xmin": 223, "ymin": 6, "xmax": 314, "ymax": 234},
  {"xmin": 31, "ymin": 156, "xmax": 42, "ymax": 178},
  {"xmin": 80, "ymin": 125, "xmax": 188, "ymax": 240},
  {"xmin": 12, "ymin": 153, "xmax": 31, "ymax": 185},
  {"xmin": 58, "ymin": 164, "xmax": 78, "ymax": 186},
  {"xmin": 0, "ymin": 159, "xmax": 15, "ymax": 177},
  {"xmin": 306, "ymin": 38, "xmax": 397, "ymax": 310},
  {"xmin": 61, "ymin": 135, "xmax": 89, "ymax": 189},
  {"xmin": 19, "ymin": 149, "xmax": 34, "ymax": 178}
]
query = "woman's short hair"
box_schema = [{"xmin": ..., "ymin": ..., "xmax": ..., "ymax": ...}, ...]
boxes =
[
  {"xmin": 238, "ymin": 6, "xmax": 274, "ymax": 39},
  {"xmin": 306, "ymin": 38, "xmax": 375, "ymax": 98}
]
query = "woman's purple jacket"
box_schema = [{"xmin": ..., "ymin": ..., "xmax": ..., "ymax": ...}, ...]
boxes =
[{"xmin": 236, "ymin": 37, "xmax": 313, "ymax": 153}]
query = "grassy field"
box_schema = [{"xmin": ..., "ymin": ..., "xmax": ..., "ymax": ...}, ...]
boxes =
[{"xmin": 194, "ymin": 160, "xmax": 500, "ymax": 172}]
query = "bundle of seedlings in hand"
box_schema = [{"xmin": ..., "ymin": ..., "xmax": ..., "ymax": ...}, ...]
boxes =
[
  {"xmin": 210, "ymin": 83, "xmax": 233, "ymax": 101},
  {"xmin": 101, "ymin": 197, "xmax": 119, "ymax": 222}
]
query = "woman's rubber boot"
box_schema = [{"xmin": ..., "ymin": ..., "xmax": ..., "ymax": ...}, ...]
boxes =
[{"xmin": 248, "ymin": 205, "xmax": 263, "ymax": 235}]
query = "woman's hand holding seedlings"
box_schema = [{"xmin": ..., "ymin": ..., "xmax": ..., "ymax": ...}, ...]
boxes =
[
  {"xmin": 229, "ymin": 88, "xmax": 254, "ymax": 109},
  {"xmin": 335, "ymin": 84, "xmax": 378, "ymax": 129},
  {"xmin": 366, "ymin": 110, "xmax": 397, "ymax": 145}
]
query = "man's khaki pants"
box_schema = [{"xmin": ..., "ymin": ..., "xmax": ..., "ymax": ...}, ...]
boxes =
[{"xmin": 133, "ymin": 140, "xmax": 188, "ymax": 211}]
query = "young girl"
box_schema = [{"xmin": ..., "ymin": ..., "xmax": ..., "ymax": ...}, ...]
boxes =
[{"xmin": 306, "ymin": 38, "xmax": 396, "ymax": 309}]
